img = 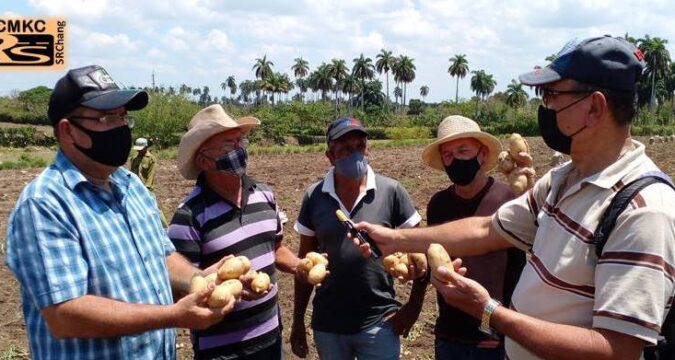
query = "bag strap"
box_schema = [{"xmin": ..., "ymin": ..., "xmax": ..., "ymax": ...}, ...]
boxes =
[{"xmin": 591, "ymin": 174, "xmax": 675, "ymax": 258}]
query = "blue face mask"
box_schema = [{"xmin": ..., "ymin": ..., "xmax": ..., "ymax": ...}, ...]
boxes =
[{"xmin": 334, "ymin": 151, "xmax": 368, "ymax": 180}]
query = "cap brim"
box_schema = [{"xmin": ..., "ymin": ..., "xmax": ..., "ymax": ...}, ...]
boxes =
[
  {"xmin": 133, "ymin": 145, "xmax": 146, "ymax": 151},
  {"xmin": 81, "ymin": 89, "xmax": 149, "ymax": 112},
  {"xmin": 519, "ymin": 67, "xmax": 561, "ymax": 86},
  {"xmin": 330, "ymin": 126, "xmax": 368, "ymax": 141}
]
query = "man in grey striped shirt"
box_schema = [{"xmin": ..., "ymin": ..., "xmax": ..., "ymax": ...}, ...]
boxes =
[{"xmin": 168, "ymin": 104, "xmax": 300, "ymax": 359}]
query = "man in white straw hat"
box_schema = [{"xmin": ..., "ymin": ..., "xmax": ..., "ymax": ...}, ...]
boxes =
[
  {"xmin": 407, "ymin": 115, "xmax": 530, "ymax": 360},
  {"xmin": 167, "ymin": 104, "xmax": 301, "ymax": 359},
  {"xmin": 130, "ymin": 137, "xmax": 167, "ymax": 226}
]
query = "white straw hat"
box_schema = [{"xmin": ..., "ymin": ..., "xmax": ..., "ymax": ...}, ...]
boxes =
[
  {"xmin": 422, "ymin": 115, "xmax": 502, "ymax": 172},
  {"xmin": 177, "ymin": 104, "xmax": 260, "ymax": 179}
]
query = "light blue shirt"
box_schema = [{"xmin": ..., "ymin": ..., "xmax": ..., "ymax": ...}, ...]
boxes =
[{"xmin": 6, "ymin": 151, "xmax": 176, "ymax": 359}]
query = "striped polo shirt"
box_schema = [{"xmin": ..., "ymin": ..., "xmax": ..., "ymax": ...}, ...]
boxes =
[
  {"xmin": 492, "ymin": 140, "xmax": 675, "ymax": 359},
  {"xmin": 168, "ymin": 175, "xmax": 283, "ymax": 359}
]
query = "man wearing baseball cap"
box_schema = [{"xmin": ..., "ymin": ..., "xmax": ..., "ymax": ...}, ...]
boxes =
[
  {"xmin": 130, "ymin": 137, "xmax": 167, "ymax": 227},
  {"xmin": 291, "ymin": 117, "xmax": 423, "ymax": 359},
  {"xmin": 352, "ymin": 36, "xmax": 675, "ymax": 359},
  {"xmin": 168, "ymin": 104, "xmax": 301, "ymax": 359},
  {"xmin": 5, "ymin": 65, "xmax": 234, "ymax": 360}
]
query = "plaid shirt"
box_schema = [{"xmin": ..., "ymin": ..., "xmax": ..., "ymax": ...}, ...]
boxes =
[{"xmin": 5, "ymin": 151, "xmax": 176, "ymax": 360}]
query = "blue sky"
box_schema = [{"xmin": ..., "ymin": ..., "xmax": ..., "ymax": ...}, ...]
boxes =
[{"xmin": 2, "ymin": 0, "xmax": 674, "ymax": 102}]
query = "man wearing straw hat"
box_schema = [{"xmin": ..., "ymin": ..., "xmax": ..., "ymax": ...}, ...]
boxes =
[
  {"xmin": 406, "ymin": 115, "xmax": 529, "ymax": 359},
  {"xmin": 168, "ymin": 104, "xmax": 301, "ymax": 359}
]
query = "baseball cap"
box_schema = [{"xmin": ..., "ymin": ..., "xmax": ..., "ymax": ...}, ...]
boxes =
[
  {"xmin": 519, "ymin": 35, "xmax": 645, "ymax": 92},
  {"xmin": 48, "ymin": 65, "xmax": 149, "ymax": 125},
  {"xmin": 326, "ymin": 117, "xmax": 368, "ymax": 142}
]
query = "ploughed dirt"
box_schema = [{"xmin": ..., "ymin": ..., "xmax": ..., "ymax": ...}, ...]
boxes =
[{"xmin": 1, "ymin": 136, "xmax": 674, "ymax": 359}]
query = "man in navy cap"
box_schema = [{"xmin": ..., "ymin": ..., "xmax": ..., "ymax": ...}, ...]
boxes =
[
  {"xmin": 5, "ymin": 65, "xmax": 235, "ymax": 360},
  {"xmin": 352, "ymin": 36, "xmax": 675, "ymax": 359},
  {"xmin": 290, "ymin": 117, "xmax": 424, "ymax": 359}
]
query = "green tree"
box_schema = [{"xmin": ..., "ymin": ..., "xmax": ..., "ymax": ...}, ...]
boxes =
[
  {"xmin": 17, "ymin": 86, "xmax": 51, "ymax": 114},
  {"xmin": 253, "ymin": 55, "xmax": 274, "ymax": 105},
  {"xmin": 376, "ymin": 49, "xmax": 395, "ymax": 109},
  {"xmin": 227, "ymin": 76, "xmax": 237, "ymax": 100},
  {"xmin": 638, "ymin": 35, "xmax": 671, "ymax": 108},
  {"xmin": 292, "ymin": 57, "xmax": 310, "ymax": 102},
  {"xmin": 448, "ymin": 54, "xmax": 469, "ymax": 103},
  {"xmin": 329, "ymin": 58, "xmax": 349, "ymax": 110},
  {"xmin": 308, "ymin": 63, "xmax": 333, "ymax": 101},
  {"xmin": 392, "ymin": 55, "xmax": 415, "ymax": 110},
  {"xmin": 341, "ymin": 74, "xmax": 361, "ymax": 113},
  {"xmin": 420, "ymin": 85, "xmax": 429, "ymax": 102},
  {"xmin": 505, "ymin": 79, "xmax": 529, "ymax": 108},
  {"xmin": 352, "ymin": 53, "xmax": 375, "ymax": 112},
  {"xmin": 470, "ymin": 70, "xmax": 496, "ymax": 116}
]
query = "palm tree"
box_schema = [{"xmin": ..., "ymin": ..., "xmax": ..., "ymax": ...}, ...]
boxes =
[
  {"xmin": 253, "ymin": 55, "xmax": 274, "ymax": 104},
  {"xmin": 376, "ymin": 49, "xmax": 395, "ymax": 109},
  {"xmin": 341, "ymin": 74, "xmax": 360, "ymax": 114},
  {"xmin": 393, "ymin": 55, "xmax": 415, "ymax": 110},
  {"xmin": 393, "ymin": 86, "xmax": 402, "ymax": 107},
  {"xmin": 505, "ymin": 79, "xmax": 529, "ymax": 108},
  {"xmin": 352, "ymin": 53, "xmax": 375, "ymax": 112},
  {"xmin": 448, "ymin": 54, "xmax": 469, "ymax": 103},
  {"xmin": 420, "ymin": 85, "xmax": 429, "ymax": 102},
  {"xmin": 292, "ymin": 57, "xmax": 310, "ymax": 102},
  {"xmin": 227, "ymin": 76, "xmax": 237, "ymax": 100},
  {"xmin": 470, "ymin": 70, "xmax": 496, "ymax": 116},
  {"xmin": 329, "ymin": 58, "xmax": 349, "ymax": 110},
  {"xmin": 238, "ymin": 80, "xmax": 254, "ymax": 106},
  {"xmin": 308, "ymin": 63, "xmax": 333, "ymax": 101},
  {"xmin": 220, "ymin": 81, "xmax": 228, "ymax": 100},
  {"xmin": 638, "ymin": 35, "xmax": 671, "ymax": 109}
]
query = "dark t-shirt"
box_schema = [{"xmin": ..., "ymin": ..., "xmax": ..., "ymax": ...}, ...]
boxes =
[
  {"xmin": 427, "ymin": 177, "xmax": 525, "ymax": 346},
  {"xmin": 296, "ymin": 172, "xmax": 419, "ymax": 334}
]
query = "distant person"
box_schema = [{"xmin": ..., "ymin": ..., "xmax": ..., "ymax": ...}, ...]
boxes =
[
  {"xmin": 408, "ymin": 115, "xmax": 529, "ymax": 360},
  {"xmin": 130, "ymin": 136, "xmax": 167, "ymax": 226},
  {"xmin": 168, "ymin": 104, "xmax": 301, "ymax": 359},
  {"xmin": 353, "ymin": 36, "xmax": 675, "ymax": 359},
  {"xmin": 290, "ymin": 117, "xmax": 424, "ymax": 360},
  {"xmin": 5, "ymin": 65, "xmax": 234, "ymax": 360}
]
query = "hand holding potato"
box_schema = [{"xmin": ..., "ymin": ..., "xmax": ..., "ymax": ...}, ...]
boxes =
[
  {"xmin": 497, "ymin": 133, "xmax": 536, "ymax": 195},
  {"xmin": 382, "ymin": 252, "xmax": 427, "ymax": 283},
  {"xmin": 175, "ymin": 281, "xmax": 236, "ymax": 330},
  {"xmin": 296, "ymin": 252, "xmax": 329, "ymax": 286}
]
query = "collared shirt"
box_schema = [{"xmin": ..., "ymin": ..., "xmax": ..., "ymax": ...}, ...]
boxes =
[
  {"xmin": 168, "ymin": 174, "xmax": 283, "ymax": 359},
  {"xmin": 130, "ymin": 151, "xmax": 157, "ymax": 191},
  {"xmin": 294, "ymin": 165, "xmax": 421, "ymax": 333},
  {"xmin": 5, "ymin": 151, "xmax": 176, "ymax": 360},
  {"xmin": 492, "ymin": 140, "xmax": 675, "ymax": 359}
]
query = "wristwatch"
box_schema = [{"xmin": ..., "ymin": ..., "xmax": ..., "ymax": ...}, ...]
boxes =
[{"xmin": 479, "ymin": 298, "xmax": 501, "ymax": 335}]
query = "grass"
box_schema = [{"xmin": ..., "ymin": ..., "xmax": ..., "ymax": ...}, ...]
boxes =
[
  {"xmin": 0, "ymin": 153, "xmax": 48, "ymax": 170},
  {"xmin": 0, "ymin": 343, "xmax": 28, "ymax": 360}
]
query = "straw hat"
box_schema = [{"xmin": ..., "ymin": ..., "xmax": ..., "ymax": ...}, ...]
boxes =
[
  {"xmin": 177, "ymin": 104, "xmax": 260, "ymax": 179},
  {"xmin": 422, "ymin": 115, "xmax": 501, "ymax": 172}
]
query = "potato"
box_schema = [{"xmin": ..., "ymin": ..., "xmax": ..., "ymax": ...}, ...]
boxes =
[
  {"xmin": 306, "ymin": 252, "xmax": 328, "ymax": 266},
  {"xmin": 236, "ymin": 256, "xmax": 252, "ymax": 274},
  {"xmin": 204, "ymin": 272, "xmax": 219, "ymax": 284},
  {"xmin": 190, "ymin": 275, "xmax": 208, "ymax": 294},
  {"xmin": 251, "ymin": 272, "xmax": 271, "ymax": 294},
  {"xmin": 298, "ymin": 258, "xmax": 315, "ymax": 274},
  {"xmin": 427, "ymin": 243, "xmax": 453, "ymax": 282},
  {"xmin": 220, "ymin": 279, "xmax": 243, "ymax": 299},
  {"xmin": 394, "ymin": 262, "xmax": 409, "ymax": 279},
  {"xmin": 508, "ymin": 133, "xmax": 529, "ymax": 159},
  {"xmin": 497, "ymin": 150, "xmax": 515, "ymax": 174},
  {"xmin": 308, "ymin": 263, "xmax": 327, "ymax": 285},
  {"xmin": 208, "ymin": 283, "xmax": 233, "ymax": 307},
  {"xmin": 407, "ymin": 253, "xmax": 428, "ymax": 279},
  {"xmin": 382, "ymin": 254, "xmax": 400, "ymax": 271},
  {"xmin": 397, "ymin": 252, "xmax": 409, "ymax": 266},
  {"xmin": 508, "ymin": 172, "xmax": 529, "ymax": 195},
  {"xmin": 218, "ymin": 257, "xmax": 248, "ymax": 280}
]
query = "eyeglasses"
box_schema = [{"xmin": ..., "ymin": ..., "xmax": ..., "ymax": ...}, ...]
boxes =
[
  {"xmin": 541, "ymin": 88, "xmax": 593, "ymax": 106},
  {"xmin": 69, "ymin": 114, "xmax": 136, "ymax": 128}
]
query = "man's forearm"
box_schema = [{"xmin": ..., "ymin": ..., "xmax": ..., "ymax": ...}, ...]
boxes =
[
  {"xmin": 42, "ymin": 295, "xmax": 177, "ymax": 339},
  {"xmin": 491, "ymin": 306, "xmax": 645, "ymax": 360},
  {"xmin": 398, "ymin": 216, "xmax": 509, "ymax": 256},
  {"xmin": 275, "ymin": 244, "xmax": 301, "ymax": 274}
]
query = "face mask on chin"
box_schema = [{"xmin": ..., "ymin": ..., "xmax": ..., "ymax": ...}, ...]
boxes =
[
  {"xmin": 538, "ymin": 93, "xmax": 591, "ymax": 154},
  {"xmin": 69, "ymin": 120, "xmax": 132, "ymax": 167}
]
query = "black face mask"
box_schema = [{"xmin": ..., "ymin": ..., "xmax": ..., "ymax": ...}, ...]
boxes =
[
  {"xmin": 69, "ymin": 120, "xmax": 132, "ymax": 167},
  {"xmin": 537, "ymin": 94, "xmax": 591, "ymax": 154},
  {"xmin": 445, "ymin": 155, "xmax": 481, "ymax": 186}
]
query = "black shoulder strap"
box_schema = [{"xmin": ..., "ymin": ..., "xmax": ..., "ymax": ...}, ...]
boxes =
[{"xmin": 592, "ymin": 175, "xmax": 675, "ymax": 258}]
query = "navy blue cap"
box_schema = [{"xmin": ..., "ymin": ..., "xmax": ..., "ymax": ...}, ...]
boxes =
[
  {"xmin": 48, "ymin": 65, "xmax": 148, "ymax": 125},
  {"xmin": 520, "ymin": 35, "xmax": 645, "ymax": 92},
  {"xmin": 326, "ymin": 117, "xmax": 368, "ymax": 142}
]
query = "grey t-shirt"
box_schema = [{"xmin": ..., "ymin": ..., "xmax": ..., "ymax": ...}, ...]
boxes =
[{"xmin": 295, "ymin": 169, "xmax": 420, "ymax": 334}]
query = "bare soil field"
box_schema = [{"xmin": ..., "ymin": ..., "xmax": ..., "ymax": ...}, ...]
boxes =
[{"xmin": 1, "ymin": 136, "xmax": 674, "ymax": 359}]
